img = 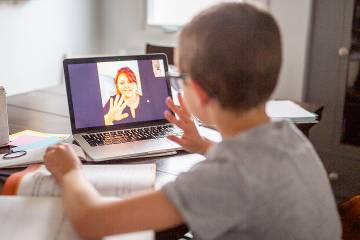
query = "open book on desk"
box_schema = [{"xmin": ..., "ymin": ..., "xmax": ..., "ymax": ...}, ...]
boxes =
[
  {"xmin": 0, "ymin": 196, "xmax": 154, "ymax": 240},
  {"xmin": 2, "ymin": 163, "xmax": 156, "ymax": 197},
  {"xmin": 0, "ymin": 164, "xmax": 156, "ymax": 239}
]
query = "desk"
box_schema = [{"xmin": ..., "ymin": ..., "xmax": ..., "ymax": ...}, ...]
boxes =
[
  {"xmin": 5, "ymin": 85, "xmax": 207, "ymax": 188},
  {"xmin": 3, "ymin": 85, "xmax": 324, "ymax": 239}
]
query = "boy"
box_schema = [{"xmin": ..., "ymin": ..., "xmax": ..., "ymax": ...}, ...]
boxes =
[{"xmin": 44, "ymin": 2, "xmax": 341, "ymax": 239}]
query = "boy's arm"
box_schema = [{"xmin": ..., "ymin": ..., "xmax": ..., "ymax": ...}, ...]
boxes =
[
  {"xmin": 62, "ymin": 170, "xmax": 183, "ymax": 239},
  {"xmin": 44, "ymin": 144, "xmax": 184, "ymax": 239}
]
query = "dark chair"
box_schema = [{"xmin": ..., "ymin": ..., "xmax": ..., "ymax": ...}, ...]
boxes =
[
  {"xmin": 145, "ymin": 44, "xmax": 175, "ymax": 65},
  {"xmin": 338, "ymin": 194, "xmax": 360, "ymax": 239}
]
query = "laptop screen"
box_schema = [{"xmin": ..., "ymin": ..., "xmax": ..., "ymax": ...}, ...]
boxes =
[{"xmin": 65, "ymin": 55, "xmax": 170, "ymax": 132}]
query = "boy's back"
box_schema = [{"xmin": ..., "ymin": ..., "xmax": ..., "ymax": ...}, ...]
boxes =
[{"xmin": 164, "ymin": 120, "xmax": 341, "ymax": 239}]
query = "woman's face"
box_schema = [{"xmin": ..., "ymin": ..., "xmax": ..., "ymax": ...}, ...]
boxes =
[{"xmin": 117, "ymin": 74, "xmax": 138, "ymax": 101}]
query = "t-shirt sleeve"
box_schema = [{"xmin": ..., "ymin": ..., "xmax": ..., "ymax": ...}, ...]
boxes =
[{"xmin": 162, "ymin": 157, "xmax": 250, "ymax": 240}]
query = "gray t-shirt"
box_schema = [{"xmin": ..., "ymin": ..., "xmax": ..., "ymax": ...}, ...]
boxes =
[{"xmin": 163, "ymin": 121, "xmax": 341, "ymax": 240}]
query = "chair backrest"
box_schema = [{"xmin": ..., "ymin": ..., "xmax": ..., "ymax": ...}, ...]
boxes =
[
  {"xmin": 145, "ymin": 44, "xmax": 175, "ymax": 65},
  {"xmin": 338, "ymin": 195, "xmax": 360, "ymax": 239}
]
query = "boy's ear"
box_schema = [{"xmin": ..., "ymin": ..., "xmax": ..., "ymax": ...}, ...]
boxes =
[{"xmin": 188, "ymin": 80, "xmax": 211, "ymax": 106}]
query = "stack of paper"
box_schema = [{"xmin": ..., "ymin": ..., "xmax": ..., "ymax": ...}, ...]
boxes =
[
  {"xmin": 9, "ymin": 130, "xmax": 69, "ymax": 147},
  {"xmin": 266, "ymin": 101, "xmax": 318, "ymax": 123}
]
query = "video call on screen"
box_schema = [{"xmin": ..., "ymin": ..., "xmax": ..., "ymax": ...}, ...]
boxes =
[{"xmin": 67, "ymin": 59, "xmax": 169, "ymax": 129}]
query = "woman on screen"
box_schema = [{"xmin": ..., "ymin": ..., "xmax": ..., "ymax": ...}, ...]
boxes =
[{"xmin": 104, "ymin": 67, "xmax": 142, "ymax": 125}]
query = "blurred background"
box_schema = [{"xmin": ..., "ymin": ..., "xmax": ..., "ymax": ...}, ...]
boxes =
[{"xmin": 0, "ymin": 0, "xmax": 311, "ymax": 102}]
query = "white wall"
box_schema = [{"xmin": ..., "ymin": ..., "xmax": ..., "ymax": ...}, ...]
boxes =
[
  {"xmin": 2, "ymin": 0, "xmax": 311, "ymax": 99},
  {"xmin": 98, "ymin": 0, "xmax": 177, "ymax": 55},
  {"xmin": 0, "ymin": 0, "xmax": 100, "ymax": 96},
  {"xmin": 270, "ymin": 0, "xmax": 312, "ymax": 101},
  {"xmin": 99, "ymin": 0, "xmax": 312, "ymax": 101}
]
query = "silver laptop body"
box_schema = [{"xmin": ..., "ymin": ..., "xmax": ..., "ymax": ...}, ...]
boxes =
[{"xmin": 64, "ymin": 54, "xmax": 182, "ymax": 161}]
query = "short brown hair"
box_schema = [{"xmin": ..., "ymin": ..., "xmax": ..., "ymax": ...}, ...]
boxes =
[{"xmin": 178, "ymin": 2, "xmax": 282, "ymax": 111}]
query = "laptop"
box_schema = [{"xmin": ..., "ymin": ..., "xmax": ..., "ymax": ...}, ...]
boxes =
[{"xmin": 63, "ymin": 54, "xmax": 182, "ymax": 161}]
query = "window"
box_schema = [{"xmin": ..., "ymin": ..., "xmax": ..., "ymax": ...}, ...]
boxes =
[{"xmin": 147, "ymin": 0, "xmax": 269, "ymax": 28}]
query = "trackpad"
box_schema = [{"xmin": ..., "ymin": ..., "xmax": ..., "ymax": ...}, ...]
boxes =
[{"xmin": 133, "ymin": 138, "xmax": 180, "ymax": 153}]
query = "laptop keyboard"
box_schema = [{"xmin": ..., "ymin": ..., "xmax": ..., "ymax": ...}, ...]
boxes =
[{"xmin": 82, "ymin": 125, "xmax": 182, "ymax": 147}]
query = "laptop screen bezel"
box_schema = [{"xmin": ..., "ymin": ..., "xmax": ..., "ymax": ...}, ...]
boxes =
[{"xmin": 63, "ymin": 54, "xmax": 171, "ymax": 134}]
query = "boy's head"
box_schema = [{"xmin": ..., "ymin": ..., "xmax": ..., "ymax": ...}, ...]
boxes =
[{"xmin": 176, "ymin": 2, "xmax": 282, "ymax": 120}]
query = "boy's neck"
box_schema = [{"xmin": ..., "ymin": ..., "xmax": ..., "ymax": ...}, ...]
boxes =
[{"xmin": 212, "ymin": 104, "xmax": 270, "ymax": 139}]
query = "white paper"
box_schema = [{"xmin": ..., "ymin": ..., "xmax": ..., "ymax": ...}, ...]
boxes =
[
  {"xmin": 266, "ymin": 100, "xmax": 317, "ymax": 122},
  {"xmin": 0, "ymin": 196, "xmax": 154, "ymax": 240},
  {"xmin": 17, "ymin": 164, "xmax": 156, "ymax": 198}
]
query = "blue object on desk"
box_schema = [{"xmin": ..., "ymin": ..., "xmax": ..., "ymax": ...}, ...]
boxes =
[{"xmin": 2, "ymin": 137, "xmax": 61, "ymax": 160}]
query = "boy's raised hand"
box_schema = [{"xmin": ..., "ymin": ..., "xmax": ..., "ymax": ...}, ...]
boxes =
[
  {"xmin": 44, "ymin": 143, "xmax": 82, "ymax": 185},
  {"xmin": 164, "ymin": 93, "xmax": 213, "ymax": 155}
]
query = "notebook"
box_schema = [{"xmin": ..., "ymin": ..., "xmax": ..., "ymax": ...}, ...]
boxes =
[{"xmin": 0, "ymin": 164, "xmax": 156, "ymax": 239}]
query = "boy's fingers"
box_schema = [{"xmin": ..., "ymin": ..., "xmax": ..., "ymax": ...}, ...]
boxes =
[
  {"xmin": 45, "ymin": 149, "xmax": 56, "ymax": 157},
  {"xmin": 45, "ymin": 146, "xmax": 56, "ymax": 152},
  {"xmin": 167, "ymin": 135, "xmax": 186, "ymax": 147},
  {"xmin": 164, "ymin": 110, "xmax": 193, "ymax": 132},
  {"xmin": 57, "ymin": 144, "xmax": 67, "ymax": 150},
  {"xmin": 166, "ymin": 97, "xmax": 187, "ymax": 119},
  {"xmin": 178, "ymin": 93, "xmax": 191, "ymax": 117},
  {"xmin": 166, "ymin": 97, "xmax": 179, "ymax": 113},
  {"xmin": 59, "ymin": 143, "xmax": 69, "ymax": 148},
  {"xmin": 164, "ymin": 111, "xmax": 185, "ymax": 129},
  {"xmin": 164, "ymin": 110, "xmax": 178, "ymax": 124},
  {"xmin": 44, "ymin": 150, "xmax": 56, "ymax": 162},
  {"xmin": 45, "ymin": 145, "xmax": 62, "ymax": 155}
]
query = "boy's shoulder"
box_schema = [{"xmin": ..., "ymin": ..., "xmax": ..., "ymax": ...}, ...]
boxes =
[
  {"xmin": 207, "ymin": 120, "xmax": 311, "ymax": 161},
  {"xmin": 204, "ymin": 120, "xmax": 323, "ymax": 180}
]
